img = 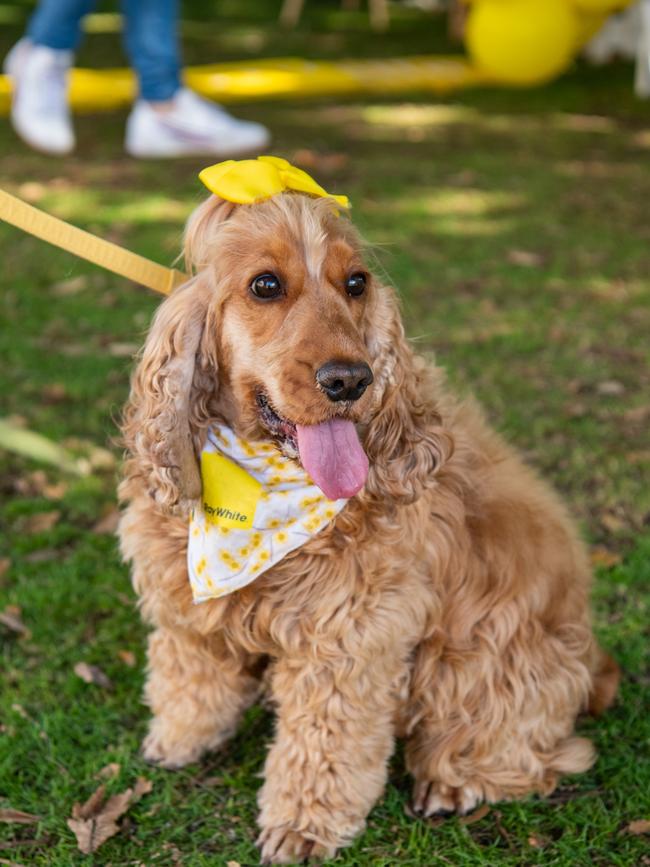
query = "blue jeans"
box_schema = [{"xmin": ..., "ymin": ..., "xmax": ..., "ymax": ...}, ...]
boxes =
[{"xmin": 26, "ymin": 0, "xmax": 181, "ymax": 101}]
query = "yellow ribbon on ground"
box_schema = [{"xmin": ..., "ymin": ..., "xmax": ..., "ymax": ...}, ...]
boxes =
[
  {"xmin": 0, "ymin": 56, "xmax": 488, "ymax": 115},
  {"xmin": 0, "ymin": 188, "xmax": 187, "ymax": 295}
]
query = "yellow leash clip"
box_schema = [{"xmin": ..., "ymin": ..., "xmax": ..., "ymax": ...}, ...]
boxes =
[{"xmin": 0, "ymin": 188, "xmax": 187, "ymax": 296}]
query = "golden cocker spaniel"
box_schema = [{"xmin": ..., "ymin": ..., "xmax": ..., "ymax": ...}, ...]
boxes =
[{"xmin": 118, "ymin": 188, "xmax": 618, "ymax": 864}]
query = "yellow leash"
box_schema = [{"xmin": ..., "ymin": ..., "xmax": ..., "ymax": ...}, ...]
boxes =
[{"xmin": 0, "ymin": 188, "xmax": 188, "ymax": 296}]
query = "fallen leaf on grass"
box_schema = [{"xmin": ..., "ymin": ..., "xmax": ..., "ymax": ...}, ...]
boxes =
[
  {"xmin": 600, "ymin": 511, "xmax": 627, "ymax": 534},
  {"xmin": 133, "ymin": 778, "xmax": 152, "ymax": 799},
  {"xmin": 624, "ymin": 450, "xmax": 650, "ymax": 466},
  {"xmin": 459, "ymin": 804, "xmax": 491, "ymax": 825},
  {"xmin": 44, "ymin": 480, "xmax": 68, "ymax": 499},
  {"xmin": 227, "ymin": 861, "xmax": 242, "ymax": 867},
  {"xmin": 623, "ymin": 405, "xmax": 650, "ymax": 424},
  {"xmin": 626, "ymin": 819, "xmax": 650, "ymax": 835},
  {"xmin": 95, "ymin": 763, "xmax": 121, "ymax": 781},
  {"xmin": 84, "ymin": 445, "xmax": 117, "ymax": 472},
  {"xmin": 0, "ymin": 419, "xmax": 80, "ymax": 475},
  {"xmin": 565, "ymin": 401, "xmax": 587, "ymax": 419},
  {"xmin": 506, "ymin": 249, "xmax": 545, "ymax": 268},
  {"xmin": 51, "ymin": 275, "xmax": 88, "ymax": 297},
  {"xmin": 92, "ymin": 509, "xmax": 120, "ymax": 535},
  {"xmin": 67, "ymin": 778, "xmax": 152, "ymax": 854},
  {"xmin": 24, "ymin": 549, "xmax": 61, "ymax": 564},
  {"xmin": 0, "ymin": 809, "xmax": 40, "ymax": 824},
  {"xmin": 118, "ymin": 650, "xmax": 136, "ymax": 667},
  {"xmin": 527, "ymin": 834, "xmax": 547, "ymax": 848},
  {"xmin": 108, "ymin": 342, "xmax": 138, "ymax": 358},
  {"xmin": 10, "ymin": 703, "xmax": 29, "ymax": 719},
  {"xmin": 17, "ymin": 181, "xmax": 46, "ymax": 202},
  {"xmin": 14, "ymin": 470, "xmax": 46, "ymax": 496},
  {"xmin": 97, "ymin": 291, "xmax": 118, "ymax": 309},
  {"xmin": 14, "ymin": 471, "xmax": 68, "ymax": 500},
  {"xmin": 596, "ymin": 380, "xmax": 625, "ymax": 396},
  {"xmin": 291, "ymin": 149, "xmax": 348, "ymax": 172},
  {"xmin": 0, "ymin": 607, "xmax": 31, "ymax": 639},
  {"xmin": 58, "ymin": 343, "xmax": 90, "ymax": 357},
  {"xmin": 40, "ymin": 383, "xmax": 68, "ymax": 404},
  {"xmin": 74, "ymin": 662, "xmax": 112, "ymax": 689},
  {"xmin": 0, "ymin": 558, "xmax": 10, "ymax": 579},
  {"xmin": 67, "ymin": 786, "xmax": 129, "ymax": 854},
  {"xmin": 590, "ymin": 546, "xmax": 622, "ymax": 569},
  {"xmin": 161, "ymin": 842, "xmax": 183, "ymax": 864},
  {"xmin": 20, "ymin": 511, "xmax": 61, "ymax": 534}
]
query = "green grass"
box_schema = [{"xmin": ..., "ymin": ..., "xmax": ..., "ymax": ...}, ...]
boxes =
[{"xmin": 1, "ymin": 1, "xmax": 649, "ymax": 864}]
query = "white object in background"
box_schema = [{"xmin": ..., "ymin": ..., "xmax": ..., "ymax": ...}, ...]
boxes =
[
  {"xmin": 4, "ymin": 38, "xmax": 75, "ymax": 155},
  {"xmin": 583, "ymin": 3, "xmax": 640, "ymax": 65},
  {"xmin": 125, "ymin": 87, "xmax": 270, "ymax": 158},
  {"xmin": 636, "ymin": 0, "xmax": 650, "ymax": 96},
  {"xmin": 583, "ymin": 2, "xmax": 650, "ymax": 98}
]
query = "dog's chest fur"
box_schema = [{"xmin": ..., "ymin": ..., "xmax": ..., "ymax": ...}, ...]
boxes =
[{"xmin": 176, "ymin": 495, "xmax": 437, "ymax": 660}]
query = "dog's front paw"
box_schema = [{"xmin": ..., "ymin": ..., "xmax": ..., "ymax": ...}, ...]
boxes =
[
  {"xmin": 141, "ymin": 729, "xmax": 205, "ymax": 770},
  {"xmin": 257, "ymin": 826, "xmax": 337, "ymax": 865}
]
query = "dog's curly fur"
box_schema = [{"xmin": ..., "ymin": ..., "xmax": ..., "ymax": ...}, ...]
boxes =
[{"xmin": 118, "ymin": 190, "xmax": 619, "ymax": 864}]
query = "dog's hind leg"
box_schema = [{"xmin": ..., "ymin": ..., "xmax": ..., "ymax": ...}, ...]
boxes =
[
  {"xmin": 142, "ymin": 627, "xmax": 262, "ymax": 769},
  {"xmin": 404, "ymin": 620, "xmax": 597, "ymax": 817}
]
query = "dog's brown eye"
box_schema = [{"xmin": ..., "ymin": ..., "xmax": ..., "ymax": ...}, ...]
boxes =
[
  {"xmin": 250, "ymin": 273, "xmax": 282, "ymax": 300},
  {"xmin": 346, "ymin": 272, "xmax": 367, "ymax": 297}
]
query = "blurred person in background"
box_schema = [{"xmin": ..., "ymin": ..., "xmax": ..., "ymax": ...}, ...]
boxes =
[{"xmin": 3, "ymin": 0, "xmax": 270, "ymax": 157}]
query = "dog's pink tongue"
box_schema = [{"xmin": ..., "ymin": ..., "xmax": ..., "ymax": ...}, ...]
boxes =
[{"xmin": 296, "ymin": 418, "xmax": 368, "ymax": 501}]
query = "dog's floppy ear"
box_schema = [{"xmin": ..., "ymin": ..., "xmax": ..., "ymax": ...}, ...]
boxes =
[
  {"xmin": 121, "ymin": 194, "xmax": 236, "ymax": 513},
  {"xmin": 363, "ymin": 285, "xmax": 454, "ymax": 505},
  {"xmin": 122, "ymin": 277, "xmax": 211, "ymax": 512}
]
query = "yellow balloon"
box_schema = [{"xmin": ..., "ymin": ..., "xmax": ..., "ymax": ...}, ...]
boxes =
[
  {"xmin": 572, "ymin": 0, "xmax": 632, "ymax": 11},
  {"xmin": 466, "ymin": 0, "xmax": 579, "ymax": 85},
  {"xmin": 574, "ymin": 11, "xmax": 607, "ymax": 47}
]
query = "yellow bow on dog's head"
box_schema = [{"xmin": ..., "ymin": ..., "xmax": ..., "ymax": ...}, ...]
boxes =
[{"xmin": 198, "ymin": 155, "xmax": 350, "ymax": 209}]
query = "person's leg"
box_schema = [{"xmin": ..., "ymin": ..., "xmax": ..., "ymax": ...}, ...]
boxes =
[
  {"xmin": 121, "ymin": 0, "xmax": 181, "ymax": 102},
  {"xmin": 120, "ymin": 0, "xmax": 270, "ymax": 157},
  {"xmin": 27, "ymin": 0, "xmax": 97, "ymax": 52}
]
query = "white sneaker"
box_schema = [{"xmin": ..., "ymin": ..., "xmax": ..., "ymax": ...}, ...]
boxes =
[
  {"xmin": 4, "ymin": 38, "xmax": 75, "ymax": 155},
  {"xmin": 125, "ymin": 87, "xmax": 270, "ymax": 158}
]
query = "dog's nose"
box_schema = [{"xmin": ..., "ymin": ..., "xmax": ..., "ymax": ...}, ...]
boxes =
[{"xmin": 316, "ymin": 361, "xmax": 374, "ymax": 402}]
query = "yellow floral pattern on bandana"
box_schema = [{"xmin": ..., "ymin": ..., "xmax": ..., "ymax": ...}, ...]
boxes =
[{"xmin": 188, "ymin": 424, "xmax": 347, "ymax": 602}]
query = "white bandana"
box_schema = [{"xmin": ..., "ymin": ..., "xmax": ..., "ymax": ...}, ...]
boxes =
[{"xmin": 187, "ymin": 424, "xmax": 347, "ymax": 602}]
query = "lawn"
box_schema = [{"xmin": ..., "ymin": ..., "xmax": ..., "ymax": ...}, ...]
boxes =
[{"xmin": 1, "ymin": 1, "xmax": 649, "ymax": 865}]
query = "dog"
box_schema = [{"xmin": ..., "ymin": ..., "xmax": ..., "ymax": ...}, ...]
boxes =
[{"xmin": 118, "ymin": 183, "xmax": 619, "ymax": 864}]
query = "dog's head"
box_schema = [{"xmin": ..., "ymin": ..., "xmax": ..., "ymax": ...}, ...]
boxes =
[{"xmin": 122, "ymin": 190, "xmax": 452, "ymax": 513}]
